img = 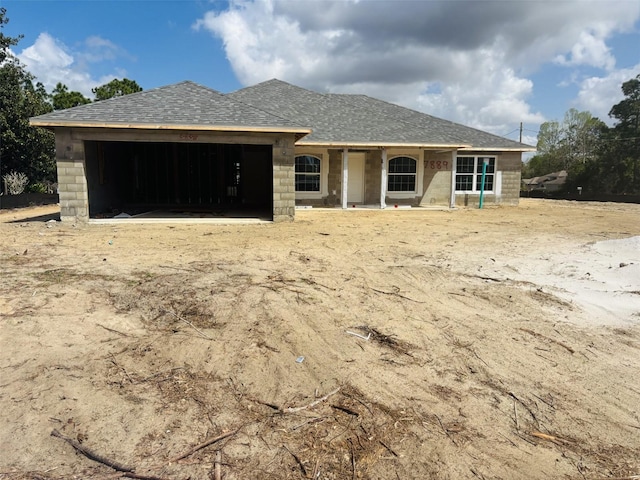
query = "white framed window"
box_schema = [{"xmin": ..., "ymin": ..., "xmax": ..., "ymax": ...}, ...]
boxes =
[
  {"xmin": 388, "ymin": 156, "xmax": 417, "ymax": 193},
  {"xmin": 295, "ymin": 155, "xmax": 321, "ymax": 192},
  {"xmin": 455, "ymin": 156, "xmax": 496, "ymax": 193}
]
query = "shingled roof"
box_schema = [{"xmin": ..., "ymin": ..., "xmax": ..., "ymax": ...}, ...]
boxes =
[
  {"xmin": 30, "ymin": 79, "xmax": 533, "ymax": 151},
  {"xmin": 29, "ymin": 81, "xmax": 310, "ymax": 134},
  {"xmin": 229, "ymin": 79, "xmax": 534, "ymax": 151}
]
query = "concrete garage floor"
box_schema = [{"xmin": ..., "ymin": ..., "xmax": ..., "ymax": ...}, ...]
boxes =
[{"xmin": 90, "ymin": 208, "xmax": 272, "ymax": 224}]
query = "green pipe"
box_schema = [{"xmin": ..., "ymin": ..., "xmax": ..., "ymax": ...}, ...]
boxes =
[{"xmin": 479, "ymin": 159, "xmax": 488, "ymax": 209}]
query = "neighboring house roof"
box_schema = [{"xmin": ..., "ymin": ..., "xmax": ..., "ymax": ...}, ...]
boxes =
[
  {"xmin": 29, "ymin": 81, "xmax": 310, "ymax": 135},
  {"xmin": 522, "ymin": 170, "xmax": 568, "ymax": 190},
  {"xmin": 30, "ymin": 79, "xmax": 534, "ymax": 151},
  {"xmin": 229, "ymin": 79, "xmax": 534, "ymax": 151}
]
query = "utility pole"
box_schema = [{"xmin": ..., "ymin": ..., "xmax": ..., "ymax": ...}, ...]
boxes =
[{"xmin": 519, "ymin": 122, "xmax": 523, "ymax": 143}]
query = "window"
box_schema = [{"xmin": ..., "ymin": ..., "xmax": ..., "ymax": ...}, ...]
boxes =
[
  {"xmin": 295, "ymin": 155, "xmax": 321, "ymax": 192},
  {"xmin": 388, "ymin": 156, "xmax": 417, "ymax": 192},
  {"xmin": 455, "ymin": 156, "xmax": 496, "ymax": 192}
]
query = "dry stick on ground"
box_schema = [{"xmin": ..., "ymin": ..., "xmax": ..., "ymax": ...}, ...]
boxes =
[
  {"xmin": 169, "ymin": 427, "xmax": 241, "ymax": 464},
  {"xmin": 284, "ymin": 387, "xmax": 341, "ymax": 413},
  {"xmin": 379, "ymin": 440, "xmax": 399, "ymax": 457},
  {"xmin": 348, "ymin": 438, "xmax": 356, "ymax": 480},
  {"xmin": 109, "ymin": 353, "xmax": 134, "ymax": 383},
  {"xmin": 96, "ymin": 471, "xmax": 169, "ymax": 480},
  {"xmin": 122, "ymin": 473, "xmax": 173, "ymax": 480},
  {"xmin": 51, "ymin": 429, "xmax": 133, "ymax": 472},
  {"xmin": 97, "ymin": 324, "xmax": 131, "ymax": 337},
  {"xmin": 435, "ymin": 415, "xmax": 458, "ymax": 446},
  {"xmin": 312, "ymin": 458, "xmax": 321, "ymax": 479},
  {"xmin": 497, "ymin": 432, "xmax": 518, "ymax": 448},
  {"xmin": 291, "ymin": 416, "xmax": 326, "ymax": 431},
  {"xmin": 529, "ymin": 431, "xmax": 570, "ymax": 446},
  {"xmin": 331, "ymin": 404, "xmax": 359, "ymax": 417},
  {"xmin": 163, "ymin": 309, "xmax": 212, "ymax": 340},
  {"xmin": 531, "ymin": 392, "xmax": 556, "ymax": 409},
  {"xmin": 370, "ymin": 287, "xmax": 425, "ymax": 303},
  {"xmin": 597, "ymin": 476, "xmax": 640, "ymax": 480},
  {"xmin": 214, "ymin": 451, "xmax": 222, "ymax": 480},
  {"xmin": 519, "ymin": 328, "xmax": 575, "ymax": 354},
  {"xmin": 283, "ymin": 444, "xmax": 307, "ymax": 477},
  {"xmin": 509, "ymin": 392, "xmax": 539, "ymax": 427}
]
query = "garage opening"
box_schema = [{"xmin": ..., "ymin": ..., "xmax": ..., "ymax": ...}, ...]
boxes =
[{"xmin": 84, "ymin": 141, "xmax": 273, "ymax": 220}]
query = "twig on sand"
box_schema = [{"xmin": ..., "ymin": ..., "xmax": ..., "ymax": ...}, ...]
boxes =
[
  {"xmin": 519, "ymin": 328, "xmax": 575, "ymax": 354},
  {"xmin": 531, "ymin": 393, "xmax": 555, "ymax": 410},
  {"xmin": 596, "ymin": 476, "xmax": 640, "ymax": 480},
  {"xmin": 530, "ymin": 430, "xmax": 570, "ymax": 446},
  {"xmin": 283, "ymin": 444, "xmax": 307, "ymax": 477},
  {"xmin": 123, "ymin": 473, "xmax": 172, "ymax": 480},
  {"xmin": 97, "ymin": 324, "xmax": 131, "ymax": 337},
  {"xmin": 435, "ymin": 415, "xmax": 457, "ymax": 446},
  {"xmin": 379, "ymin": 440, "xmax": 399, "ymax": 457},
  {"xmin": 348, "ymin": 438, "xmax": 356, "ymax": 480},
  {"xmin": 163, "ymin": 309, "xmax": 212, "ymax": 340},
  {"xmin": 214, "ymin": 450, "xmax": 222, "ymax": 480},
  {"xmin": 509, "ymin": 392, "xmax": 539, "ymax": 426},
  {"xmin": 109, "ymin": 353, "xmax": 134, "ymax": 383},
  {"xmin": 370, "ymin": 287, "xmax": 425, "ymax": 303},
  {"xmin": 51, "ymin": 429, "xmax": 133, "ymax": 472},
  {"xmin": 346, "ymin": 330, "xmax": 371, "ymax": 341},
  {"xmin": 285, "ymin": 387, "xmax": 341, "ymax": 413},
  {"xmin": 169, "ymin": 427, "xmax": 241, "ymax": 463}
]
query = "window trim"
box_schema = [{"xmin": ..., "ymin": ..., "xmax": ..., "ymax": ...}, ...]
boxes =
[
  {"xmin": 454, "ymin": 155, "xmax": 497, "ymax": 194},
  {"xmin": 294, "ymin": 154, "xmax": 327, "ymax": 199},
  {"xmin": 386, "ymin": 155, "xmax": 422, "ymax": 198}
]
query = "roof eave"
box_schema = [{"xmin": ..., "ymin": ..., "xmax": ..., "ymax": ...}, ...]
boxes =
[
  {"xmin": 295, "ymin": 141, "xmax": 472, "ymax": 149},
  {"xmin": 457, "ymin": 146, "xmax": 536, "ymax": 152},
  {"xmin": 28, "ymin": 119, "xmax": 311, "ymax": 135}
]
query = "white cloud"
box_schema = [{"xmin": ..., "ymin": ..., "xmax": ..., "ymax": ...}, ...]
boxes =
[
  {"xmin": 554, "ymin": 30, "xmax": 616, "ymax": 71},
  {"xmin": 15, "ymin": 32, "xmax": 128, "ymax": 99},
  {"xmin": 415, "ymin": 48, "xmax": 545, "ymax": 134},
  {"xmin": 19, "ymin": 33, "xmax": 73, "ymax": 70},
  {"xmin": 575, "ymin": 65, "xmax": 640, "ymax": 124},
  {"xmin": 195, "ymin": 0, "xmax": 640, "ymax": 134}
]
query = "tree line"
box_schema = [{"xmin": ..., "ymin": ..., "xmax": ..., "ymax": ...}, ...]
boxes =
[
  {"xmin": 0, "ymin": 8, "xmax": 141, "ymax": 192},
  {"xmin": 522, "ymin": 76, "xmax": 640, "ymax": 195}
]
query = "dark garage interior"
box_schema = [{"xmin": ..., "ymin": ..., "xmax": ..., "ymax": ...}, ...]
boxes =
[{"xmin": 84, "ymin": 141, "xmax": 273, "ymax": 220}]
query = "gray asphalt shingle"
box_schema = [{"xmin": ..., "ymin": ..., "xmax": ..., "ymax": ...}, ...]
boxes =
[
  {"xmin": 30, "ymin": 81, "xmax": 306, "ymax": 131},
  {"xmin": 230, "ymin": 79, "xmax": 532, "ymax": 149},
  {"xmin": 31, "ymin": 79, "xmax": 533, "ymax": 150}
]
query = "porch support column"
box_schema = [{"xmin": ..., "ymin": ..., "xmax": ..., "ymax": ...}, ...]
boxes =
[
  {"xmin": 380, "ymin": 147, "xmax": 387, "ymax": 209},
  {"xmin": 341, "ymin": 148, "xmax": 349, "ymax": 209},
  {"xmin": 449, "ymin": 150, "xmax": 457, "ymax": 208}
]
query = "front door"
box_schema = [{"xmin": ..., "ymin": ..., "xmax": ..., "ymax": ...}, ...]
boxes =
[{"xmin": 347, "ymin": 152, "xmax": 365, "ymax": 203}]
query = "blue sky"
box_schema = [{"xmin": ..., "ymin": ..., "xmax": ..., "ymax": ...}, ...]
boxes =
[{"xmin": 4, "ymin": 0, "xmax": 640, "ymax": 146}]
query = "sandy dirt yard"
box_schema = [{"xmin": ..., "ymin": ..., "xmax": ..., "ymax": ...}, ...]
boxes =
[{"xmin": 1, "ymin": 199, "xmax": 640, "ymax": 480}]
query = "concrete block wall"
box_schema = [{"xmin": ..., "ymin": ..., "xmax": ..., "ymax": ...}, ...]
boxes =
[
  {"xmin": 272, "ymin": 135, "xmax": 296, "ymax": 222},
  {"xmin": 420, "ymin": 151, "xmax": 453, "ymax": 206},
  {"xmin": 55, "ymin": 128, "xmax": 89, "ymax": 223},
  {"xmin": 364, "ymin": 150, "xmax": 382, "ymax": 205},
  {"xmin": 327, "ymin": 149, "xmax": 343, "ymax": 206},
  {"xmin": 497, "ymin": 152, "xmax": 522, "ymax": 206}
]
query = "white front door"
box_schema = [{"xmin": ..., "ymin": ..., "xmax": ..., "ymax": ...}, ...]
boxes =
[{"xmin": 347, "ymin": 153, "xmax": 365, "ymax": 203}]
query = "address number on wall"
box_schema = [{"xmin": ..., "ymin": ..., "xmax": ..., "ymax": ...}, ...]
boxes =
[
  {"xmin": 425, "ymin": 160, "xmax": 449, "ymax": 169},
  {"xmin": 179, "ymin": 133, "xmax": 199, "ymax": 141}
]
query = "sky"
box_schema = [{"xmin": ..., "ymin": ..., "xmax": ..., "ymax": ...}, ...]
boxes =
[{"xmin": 3, "ymin": 0, "xmax": 640, "ymax": 147}]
